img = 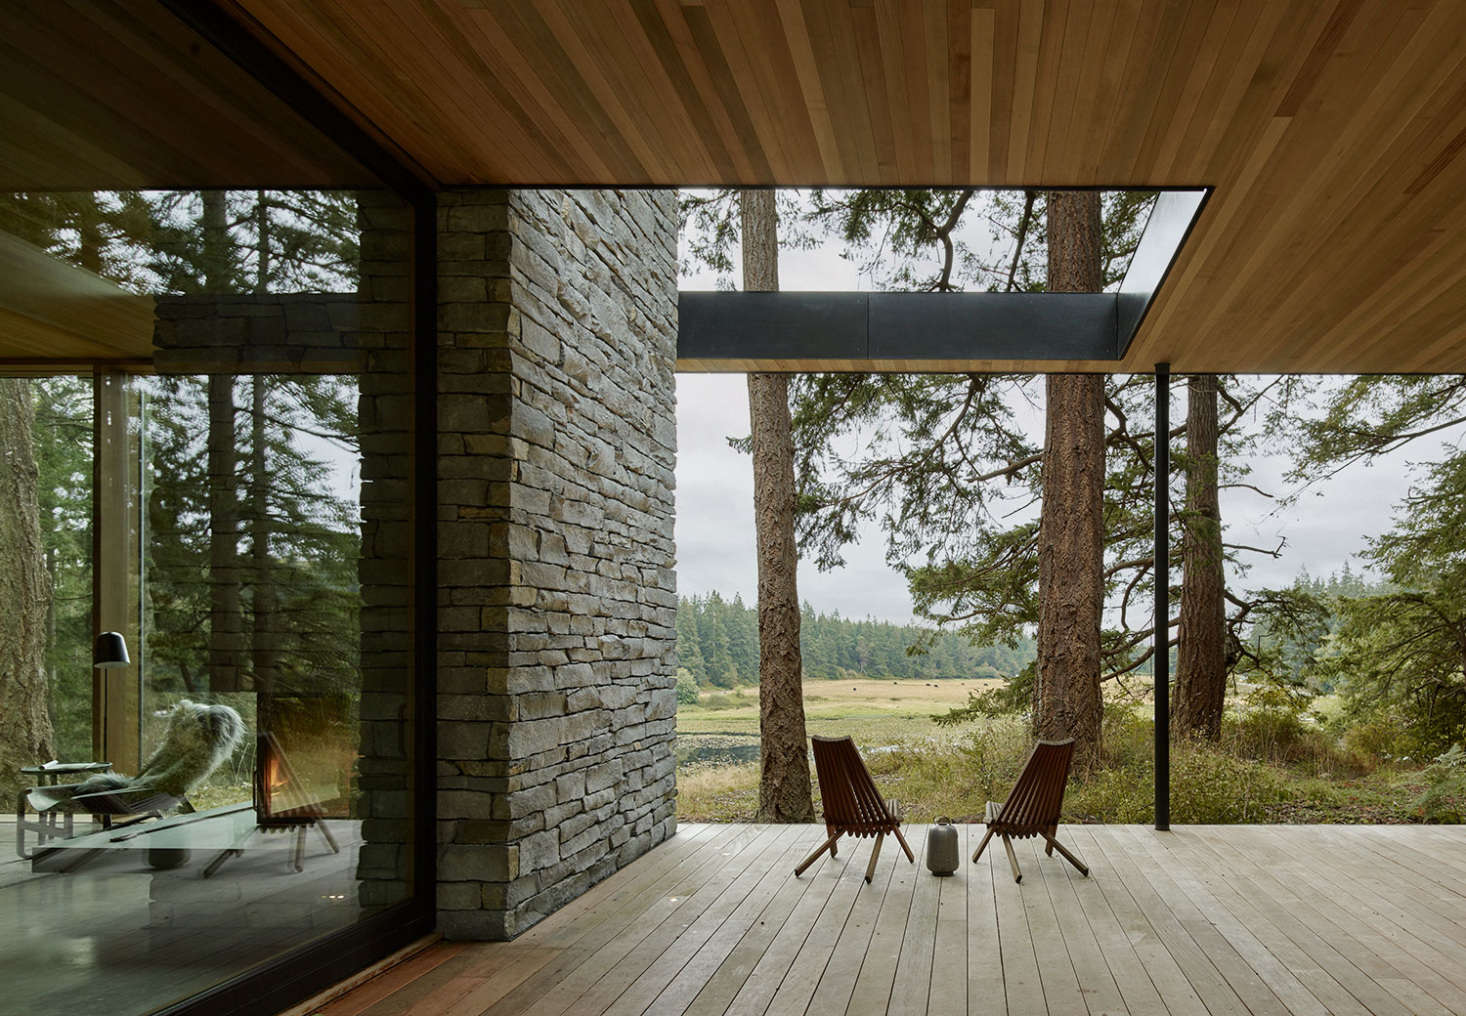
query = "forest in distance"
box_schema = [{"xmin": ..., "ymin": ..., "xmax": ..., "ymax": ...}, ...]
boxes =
[{"xmin": 674, "ymin": 592, "xmax": 1033, "ymax": 691}]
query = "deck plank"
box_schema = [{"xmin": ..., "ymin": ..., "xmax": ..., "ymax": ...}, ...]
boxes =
[{"xmin": 313, "ymin": 824, "xmax": 1466, "ymax": 1016}]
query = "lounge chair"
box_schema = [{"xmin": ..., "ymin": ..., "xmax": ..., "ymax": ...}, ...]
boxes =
[
  {"xmin": 795, "ymin": 735, "xmax": 914, "ymax": 884},
  {"xmin": 972, "ymin": 737, "xmax": 1089, "ymax": 883}
]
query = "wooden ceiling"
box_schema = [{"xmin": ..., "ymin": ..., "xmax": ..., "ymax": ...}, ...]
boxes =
[
  {"xmin": 0, "ymin": 1, "xmax": 377, "ymax": 189},
  {"xmin": 0, "ymin": 233, "xmax": 155, "ymax": 365},
  {"xmin": 39, "ymin": 0, "xmax": 1465, "ymax": 373}
]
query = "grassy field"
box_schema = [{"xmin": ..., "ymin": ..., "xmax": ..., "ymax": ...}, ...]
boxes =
[{"xmin": 675, "ymin": 677, "xmax": 1457, "ymax": 825}]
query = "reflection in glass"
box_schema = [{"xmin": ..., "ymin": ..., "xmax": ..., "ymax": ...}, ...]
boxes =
[{"xmin": 0, "ymin": 188, "xmax": 413, "ymax": 1016}]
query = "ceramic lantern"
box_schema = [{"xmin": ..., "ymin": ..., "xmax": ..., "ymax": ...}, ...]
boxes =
[{"xmin": 926, "ymin": 816, "xmax": 959, "ymax": 875}]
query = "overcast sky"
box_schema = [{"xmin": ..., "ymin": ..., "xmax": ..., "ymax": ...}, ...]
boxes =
[{"xmin": 673, "ymin": 197, "xmax": 1461, "ymax": 626}]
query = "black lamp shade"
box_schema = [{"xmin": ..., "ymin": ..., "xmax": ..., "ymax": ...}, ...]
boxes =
[{"xmin": 93, "ymin": 631, "xmax": 130, "ymax": 669}]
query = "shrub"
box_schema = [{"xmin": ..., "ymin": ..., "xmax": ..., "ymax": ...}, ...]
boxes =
[
  {"xmin": 1171, "ymin": 746, "xmax": 1284, "ymax": 823},
  {"xmin": 1413, "ymin": 744, "xmax": 1466, "ymax": 823},
  {"xmin": 675, "ymin": 669, "xmax": 700, "ymax": 705},
  {"xmin": 1341, "ymin": 710, "xmax": 1417, "ymax": 767},
  {"xmin": 697, "ymin": 689, "xmax": 747, "ymax": 711}
]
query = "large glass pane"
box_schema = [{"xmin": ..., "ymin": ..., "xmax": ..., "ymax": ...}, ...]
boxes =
[{"xmin": 0, "ymin": 186, "xmax": 415, "ymax": 1015}]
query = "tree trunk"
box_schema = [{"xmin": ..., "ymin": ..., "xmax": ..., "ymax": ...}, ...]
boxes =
[
  {"xmin": 203, "ymin": 190, "xmax": 244, "ymax": 692},
  {"xmin": 1175, "ymin": 374, "xmax": 1227, "ymax": 739},
  {"xmin": 1035, "ymin": 191, "xmax": 1105, "ymax": 767},
  {"xmin": 250, "ymin": 197, "xmax": 276, "ymax": 700},
  {"xmin": 743, "ymin": 189, "xmax": 814, "ymax": 823},
  {"xmin": 250, "ymin": 377, "xmax": 276, "ymax": 700},
  {"xmin": 0, "ymin": 379, "xmax": 55, "ymax": 800}
]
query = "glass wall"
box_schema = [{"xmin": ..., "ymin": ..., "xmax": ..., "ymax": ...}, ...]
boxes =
[
  {"xmin": 0, "ymin": 185, "xmax": 418, "ymax": 1016},
  {"xmin": 0, "ymin": 6, "xmax": 428, "ymax": 1011}
]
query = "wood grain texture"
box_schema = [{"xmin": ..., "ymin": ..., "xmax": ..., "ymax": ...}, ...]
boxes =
[
  {"xmin": 208, "ymin": 0, "xmax": 1466, "ymax": 372},
  {"xmin": 310, "ymin": 822, "xmax": 1466, "ymax": 1016}
]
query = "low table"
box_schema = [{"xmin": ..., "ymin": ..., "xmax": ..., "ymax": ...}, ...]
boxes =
[{"xmin": 15, "ymin": 761, "xmax": 112, "ymax": 859}]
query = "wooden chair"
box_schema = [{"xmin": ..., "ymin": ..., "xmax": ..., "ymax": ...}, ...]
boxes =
[
  {"xmin": 795, "ymin": 735, "xmax": 914, "ymax": 884},
  {"xmin": 972, "ymin": 738, "xmax": 1089, "ymax": 883}
]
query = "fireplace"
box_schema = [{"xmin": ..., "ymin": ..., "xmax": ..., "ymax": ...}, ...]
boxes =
[{"xmin": 252, "ymin": 694, "xmax": 353, "ymax": 826}]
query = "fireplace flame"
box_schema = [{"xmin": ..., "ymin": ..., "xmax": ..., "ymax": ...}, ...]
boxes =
[{"xmin": 265, "ymin": 753, "xmax": 291, "ymax": 793}]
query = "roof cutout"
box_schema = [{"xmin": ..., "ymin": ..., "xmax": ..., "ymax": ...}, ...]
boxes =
[{"xmin": 678, "ymin": 188, "xmax": 1208, "ymax": 372}]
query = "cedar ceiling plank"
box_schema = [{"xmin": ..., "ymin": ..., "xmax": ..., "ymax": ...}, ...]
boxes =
[
  {"xmin": 1128, "ymin": 0, "xmax": 1221, "ymax": 178},
  {"xmin": 263, "ymin": 0, "xmax": 479, "ymax": 181},
  {"xmin": 1218, "ymin": 5, "xmax": 1447, "ymax": 352},
  {"xmin": 945, "ymin": 0, "xmax": 972, "ymax": 185},
  {"xmin": 488, "ymin": 2, "xmax": 646, "ymax": 181},
  {"xmin": 372, "ymin": 2, "xmax": 534, "ymax": 183},
  {"xmin": 1005, "ymin": 0, "xmax": 1044, "ymax": 181},
  {"xmin": 1279, "ymin": 105, "xmax": 1466, "ymax": 369},
  {"xmin": 680, "ymin": 4, "xmax": 774, "ymax": 182},
  {"xmin": 1129, "ymin": 115, "xmax": 1291, "ymax": 364},
  {"xmin": 771, "ymin": 0, "xmax": 844, "ymax": 183},
  {"xmin": 968, "ymin": 7, "xmax": 994, "ymax": 185},
  {"xmin": 1274, "ymin": 0, "xmax": 1367, "ymax": 117},
  {"xmin": 701, "ymin": 2, "xmax": 793, "ymax": 181},
  {"xmin": 1189, "ymin": 4, "xmax": 1436, "ymax": 356},
  {"xmin": 1077, "ymin": 0, "xmax": 1142, "ymax": 183},
  {"xmin": 537, "ymin": 0, "xmax": 673, "ymax": 181},
  {"xmin": 1144, "ymin": 0, "xmax": 1237, "ymax": 181},
  {"xmin": 458, "ymin": 2, "xmax": 618, "ymax": 181},
  {"xmin": 627, "ymin": 0, "xmax": 738, "ymax": 182},
  {"xmin": 601, "ymin": 3, "xmax": 718, "ymax": 180},
  {"xmin": 899, "ymin": 0, "xmax": 935, "ymax": 183},
  {"xmin": 875, "ymin": 0, "xmax": 918, "ymax": 182},
  {"xmin": 789, "ymin": 0, "xmax": 865, "ymax": 184},
  {"xmin": 851, "ymin": 5, "xmax": 900, "ymax": 183},
  {"xmin": 651, "ymin": 0, "xmax": 763, "ymax": 182},
  {"xmin": 1039, "ymin": 0, "xmax": 1092, "ymax": 185},
  {"xmin": 742, "ymin": 1, "xmax": 828, "ymax": 183},
  {"xmin": 1063, "ymin": 0, "xmax": 1120, "ymax": 185},
  {"xmin": 1021, "ymin": 0, "xmax": 1068, "ymax": 182},
  {"xmin": 1192, "ymin": 2, "xmax": 1330, "ymax": 185},
  {"xmin": 402, "ymin": 0, "xmax": 564, "ymax": 182},
  {"xmin": 1166, "ymin": 0, "xmax": 1272, "ymax": 182},
  {"xmin": 822, "ymin": 0, "xmax": 882, "ymax": 184},
  {"xmin": 1113, "ymin": 0, "xmax": 1200, "ymax": 182},
  {"xmin": 923, "ymin": 0, "xmax": 952, "ymax": 182},
  {"xmin": 984, "ymin": 0, "xmax": 1019, "ymax": 181}
]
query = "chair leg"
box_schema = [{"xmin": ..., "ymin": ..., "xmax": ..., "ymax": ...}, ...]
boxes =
[
  {"xmin": 892, "ymin": 826, "xmax": 915, "ymax": 863},
  {"xmin": 971, "ymin": 827, "xmax": 994, "ymax": 863},
  {"xmin": 795, "ymin": 832, "xmax": 841, "ymax": 877},
  {"xmin": 1044, "ymin": 834, "xmax": 1089, "ymax": 877},
  {"xmin": 865, "ymin": 832, "xmax": 884, "ymax": 884},
  {"xmin": 1002, "ymin": 834, "xmax": 1022, "ymax": 884},
  {"xmin": 1044, "ymin": 824, "xmax": 1056, "ymax": 855}
]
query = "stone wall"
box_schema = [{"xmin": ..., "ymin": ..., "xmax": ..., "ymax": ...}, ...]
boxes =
[{"xmin": 436, "ymin": 188, "xmax": 679, "ymax": 940}]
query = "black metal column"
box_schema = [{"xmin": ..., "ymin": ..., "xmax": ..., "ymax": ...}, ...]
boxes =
[{"xmin": 1154, "ymin": 362, "xmax": 1171, "ymax": 831}]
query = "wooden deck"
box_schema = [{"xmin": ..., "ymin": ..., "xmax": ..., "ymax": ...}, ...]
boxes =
[{"xmin": 320, "ymin": 822, "xmax": 1466, "ymax": 1016}]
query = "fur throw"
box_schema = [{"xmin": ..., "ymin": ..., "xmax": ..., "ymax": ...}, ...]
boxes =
[{"xmin": 77, "ymin": 700, "xmax": 245, "ymax": 801}]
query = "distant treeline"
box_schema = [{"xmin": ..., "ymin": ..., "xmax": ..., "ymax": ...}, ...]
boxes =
[{"xmin": 675, "ymin": 592, "xmax": 1033, "ymax": 687}]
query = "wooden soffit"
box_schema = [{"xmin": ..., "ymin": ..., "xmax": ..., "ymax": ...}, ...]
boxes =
[
  {"xmin": 0, "ymin": 233, "xmax": 154, "ymax": 365},
  {"xmin": 227, "ymin": 0, "xmax": 1466, "ymax": 373}
]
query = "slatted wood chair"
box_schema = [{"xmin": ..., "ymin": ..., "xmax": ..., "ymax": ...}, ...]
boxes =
[
  {"xmin": 972, "ymin": 738, "xmax": 1089, "ymax": 883},
  {"xmin": 795, "ymin": 735, "xmax": 914, "ymax": 884}
]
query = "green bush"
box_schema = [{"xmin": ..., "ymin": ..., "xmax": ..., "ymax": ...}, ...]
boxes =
[
  {"xmin": 675, "ymin": 668, "xmax": 700, "ymax": 705},
  {"xmin": 697, "ymin": 689, "xmax": 747, "ymax": 711},
  {"xmin": 1171, "ymin": 746, "xmax": 1284, "ymax": 822},
  {"xmin": 1340, "ymin": 710, "xmax": 1419, "ymax": 766},
  {"xmin": 1413, "ymin": 744, "xmax": 1466, "ymax": 823}
]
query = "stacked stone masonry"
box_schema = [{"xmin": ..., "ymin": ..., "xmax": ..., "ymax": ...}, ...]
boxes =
[{"xmin": 436, "ymin": 188, "xmax": 679, "ymax": 940}]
